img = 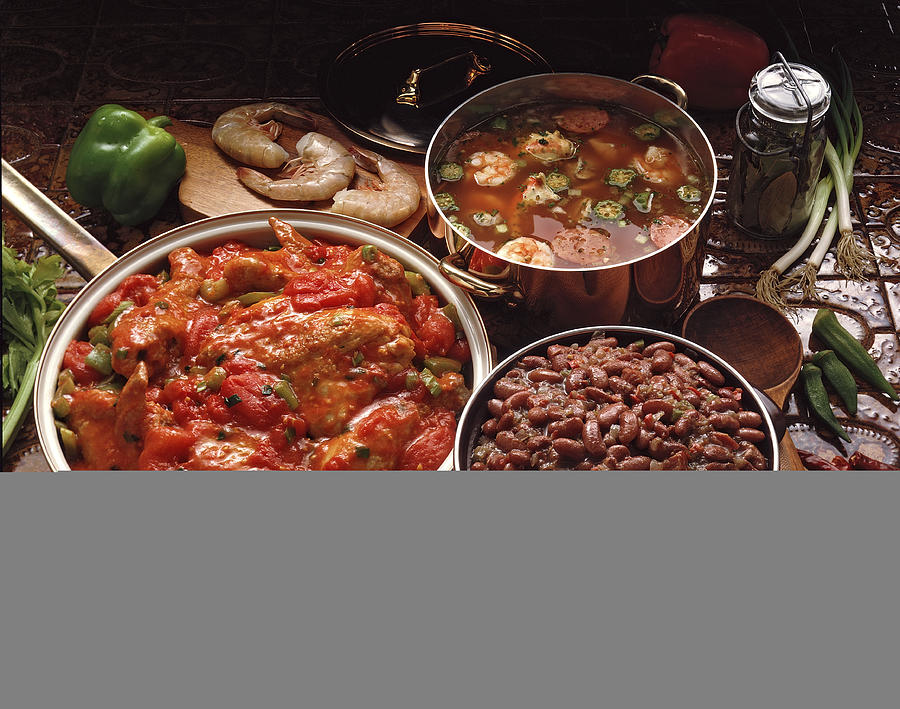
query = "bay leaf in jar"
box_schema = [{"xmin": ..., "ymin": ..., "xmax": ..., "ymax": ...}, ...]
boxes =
[{"xmin": 757, "ymin": 170, "xmax": 798, "ymax": 234}]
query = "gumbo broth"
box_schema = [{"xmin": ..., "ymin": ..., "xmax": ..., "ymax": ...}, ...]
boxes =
[{"xmin": 433, "ymin": 102, "xmax": 710, "ymax": 270}]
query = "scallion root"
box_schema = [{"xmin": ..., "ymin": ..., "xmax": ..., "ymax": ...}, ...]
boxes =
[
  {"xmin": 756, "ymin": 267, "xmax": 788, "ymax": 311},
  {"xmin": 836, "ymin": 232, "xmax": 877, "ymax": 281}
]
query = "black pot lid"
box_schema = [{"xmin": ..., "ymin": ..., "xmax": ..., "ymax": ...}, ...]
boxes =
[{"xmin": 319, "ymin": 22, "xmax": 552, "ymax": 155}]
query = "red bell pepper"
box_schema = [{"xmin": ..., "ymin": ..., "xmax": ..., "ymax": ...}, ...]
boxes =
[{"xmin": 649, "ymin": 14, "xmax": 770, "ymax": 111}]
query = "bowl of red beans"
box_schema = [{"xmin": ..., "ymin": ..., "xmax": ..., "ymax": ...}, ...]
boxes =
[{"xmin": 455, "ymin": 326, "xmax": 778, "ymax": 470}]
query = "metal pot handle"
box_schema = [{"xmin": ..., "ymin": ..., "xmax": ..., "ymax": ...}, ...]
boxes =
[
  {"xmin": 631, "ymin": 74, "xmax": 688, "ymax": 109},
  {"xmin": 1, "ymin": 159, "xmax": 117, "ymax": 280},
  {"xmin": 439, "ymin": 252, "xmax": 524, "ymax": 302}
]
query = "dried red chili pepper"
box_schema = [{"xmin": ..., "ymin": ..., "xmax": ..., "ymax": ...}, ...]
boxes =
[
  {"xmin": 797, "ymin": 449, "xmax": 843, "ymax": 470},
  {"xmin": 649, "ymin": 14, "xmax": 770, "ymax": 111},
  {"xmin": 848, "ymin": 451, "xmax": 899, "ymax": 470}
]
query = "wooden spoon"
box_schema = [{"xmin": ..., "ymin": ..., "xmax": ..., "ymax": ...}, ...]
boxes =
[{"xmin": 681, "ymin": 294, "xmax": 805, "ymax": 470}]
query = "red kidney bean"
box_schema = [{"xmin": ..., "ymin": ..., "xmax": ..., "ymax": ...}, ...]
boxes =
[
  {"xmin": 594, "ymin": 337, "xmax": 618, "ymax": 348},
  {"xmin": 602, "ymin": 359, "xmax": 626, "ymax": 375},
  {"xmin": 736, "ymin": 427, "xmax": 766, "ymax": 443},
  {"xmin": 740, "ymin": 444, "xmax": 767, "ymax": 468},
  {"xmin": 652, "ymin": 351, "xmax": 674, "ymax": 373},
  {"xmin": 709, "ymin": 412, "xmax": 740, "ymax": 431},
  {"xmin": 506, "ymin": 368, "xmax": 525, "ymax": 379},
  {"xmin": 487, "ymin": 398, "xmax": 504, "ymax": 417},
  {"xmin": 672, "ymin": 411, "xmax": 698, "ymax": 437},
  {"xmin": 673, "ymin": 353, "xmax": 697, "ymax": 367},
  {"xmin": 661, "ymin": 441, "xmax": 688, "ymax": 458},
  {"xmin": 589, "ymin": 366, "xmax": 608, "ymax": 388},
  {"xmin": 707, "ymin": 432, "xmax": 738, "ymax": 450},
  {"xmin": 552, "ymin": 437, "xmax": 586, "ymax": 460},
  {"xmin": 705, "ymin": 462, "xmax": 737, "ymax": 470},
  {"xmin": 704, "ymin": 397, "xmax": 740, "ymax": 413},
  {"xmin": 546, "ymin": 405, "xmax": 565, "ymax": 421},
  {"xmin": 621, "ymin": 367, "xmax": 645, "ymax": 385},
  {"xmin": 470, "ymin": 462, "xmax": 487, "ymax": 470},
  {"xmin": 653, "ymin": 421, "xmax": 670, "ymax": 438},
  {"xmin": 607, "ymin": 445, "xmax": 630, "ymax": 462},
  {"xmin": 635, "ymin": 428, "xmax": 653, "ymax": 450},
  {"xmin": 503, "ymin": 390, "xmax": 531, "ymax": 412},
  {"xmin": 548, "ymin": 417, "xmax": 584, "ymax": 440},
  {"xmin": 495, "ymin": 430, "xmax": 524, "ymax": 452},
  {"xmin": 481, "ymin": 418, "xmax": 499, "ymax": 436},
  {"xmin": 596, "ymin": 403, "xmax": 627, "ymax": 428},
  {"xmin": 697, "ymin": 361, "xmax": 725, "ymax": 386},
  {"xmin": 608, "ymin": 376, "xmax": 634, "ymax": 395},
  {"xmin": 565, "ymin": 369, "xmax": 591, "ymax": 393},
  {"xmin": 642, "ymin": 399, "xmax": 674, "ymax": 419},
  {"xmin": 496, "ymin": 411, "xmax": 515, "ymax": 431},
  {"xmin": 663, "ymin": 449, "xmax": 690, "ymax": 469},
  {"xmin": 527, "ymin": 435, "xmax": 551, "ymax": 451},
  {"xmin": 582, "ymin": 420, "xmax": 606, "ymax": 458},
  {"xmin": 584, "ymin": 386, "xmax": 611, "ymax": 403},
  {"xmin": 486, "ymin": 452, "xmax": 508, "ymax": 469},
  {"xmin": 643, "ymin": 341, "xmax": 676, "ymax": 356},
  {"xmin": 519, "ymin": 355, "xmax": 551, "ymax": 369},
  {"xmin": 738, "ymin": 411, "xmax": 763, "ymax": 427},
  {"xmin": 684, "ymin": 391, "xmax": 703, "ymax": 408},
  {"xmin": 527, "ymin": 406, "xmax": 549, "ymax": 426},
  {"xmin": 528, "ymin": 368, "xmax": 563, "ymax": 384},
  {"xmin": 703, "ymin": 444, "xmax": 732, "ymax": 462},
  {"xmin": 620, "ymin": 455, "xmax": 652, "ymax": 470},
  {"xmin": 494, "ymin": 378, "xmax": 529, "ymax": 399},
  {"xmin": 507, "ymin": 449, "xmax": 531, "ymax": 467},
  {"xmin": 547, "ymin": 344, "xmax": 569, "ymax": 357},
  {"xmin": 618, "ymin": 410, "xmax": 639, "ymax": 445}
]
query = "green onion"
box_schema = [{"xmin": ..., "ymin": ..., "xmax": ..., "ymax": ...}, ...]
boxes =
[
  {"xmin": 284, "ymin": 426, "xmax": 296, "ymax": 444},
  {"xmin": 237, "ymin": 291, "xmax": 276, "ymax": 306},
  {"xmin": 273, "ymin": 380, "xmax": 299, "ymax": 410},
  {"xmin": 361, "ymin": 244, "xmax": 378, "ymax": 262},
  {"xmin": 224, "ymin": 394, "xmax": 242, "ymax": 407}
]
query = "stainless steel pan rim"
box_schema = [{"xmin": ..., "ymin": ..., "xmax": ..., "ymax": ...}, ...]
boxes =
[
  {"xmin": 453, "ymin": 325, "xmax": 779, "ymax": 471},
  {"xmin": 33, "ymin": 208, "xmax": 494, "ymax": 471}
]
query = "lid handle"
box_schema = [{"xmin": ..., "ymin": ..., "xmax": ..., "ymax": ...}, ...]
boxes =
[{"xmin": 396, "ymin": 51, "xmax": 492, "ymax": 109}]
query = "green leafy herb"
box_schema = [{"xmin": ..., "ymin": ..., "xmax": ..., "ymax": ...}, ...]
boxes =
[{"xmin": 2, "ymin": 236, "xmax": 67, "ymax": 455}]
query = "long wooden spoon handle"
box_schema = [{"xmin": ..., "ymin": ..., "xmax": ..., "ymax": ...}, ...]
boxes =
[{"xmin": 779, "ymin": 433, "xmax": 806, "ymax": 471}]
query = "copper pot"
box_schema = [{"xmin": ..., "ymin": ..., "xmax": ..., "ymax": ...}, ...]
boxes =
[
  {"xmin": 425, "ymin": 73, "xmax": 717, "ymax": 329},
  {"xmin": 2, "ymin": 161, "xmax": 493, "ymax": 471}
]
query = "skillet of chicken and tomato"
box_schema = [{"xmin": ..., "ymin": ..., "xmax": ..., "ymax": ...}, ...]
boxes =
[{"xmin": 52, "ymin": 217, "xmax": 471, "ymax": 470}]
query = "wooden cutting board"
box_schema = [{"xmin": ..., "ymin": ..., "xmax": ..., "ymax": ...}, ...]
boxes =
[{"xmin": 163, "ymin": 110, "xmax": 428, "ymax": 238}]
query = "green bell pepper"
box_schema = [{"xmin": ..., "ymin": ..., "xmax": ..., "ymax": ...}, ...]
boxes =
[{"xmin": 66, "ymin": 104, "xmax": 186, "ymax": 226}]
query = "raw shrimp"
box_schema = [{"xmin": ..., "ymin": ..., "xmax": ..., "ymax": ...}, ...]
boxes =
[
  {"xmin": 212, "ymin": 102, "xmax": 318, "ymax": 168},
  {"xmin": 496, "ymin": 236, "xmax": 554, "ymax": 267},
  {"xmin": 555, "ymin": 106, "xmax": 609, "ymax": 134},
  {"xmin": 235, "ymin": 132, "xmax": 355, "ymax": 201},
  {"xmin": 468, "ymin": 150, "xmax": 519, "ymax": 187},
  {"xmin": 523, "ymin": 130, "xmax": 577, "ymax": 163},
  {"xmin": 329, "ymin": 146, "xmax": 421, "ymax": 228}
]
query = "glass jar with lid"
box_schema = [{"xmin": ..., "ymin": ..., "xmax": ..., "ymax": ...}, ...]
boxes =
[{"xmin": 726, "ymin": 55, "xmax": 832, "ymax": 239}]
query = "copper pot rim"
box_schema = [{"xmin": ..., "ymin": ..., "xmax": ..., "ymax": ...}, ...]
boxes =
[{"xmin": 425, "ymin": 71, "xmax": 719, "ymax": 274}]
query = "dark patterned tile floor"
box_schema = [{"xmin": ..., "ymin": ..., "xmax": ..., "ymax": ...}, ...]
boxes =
[{"xmin": 2, "ymin": 0, "xmax": 898, "ymax": 470}]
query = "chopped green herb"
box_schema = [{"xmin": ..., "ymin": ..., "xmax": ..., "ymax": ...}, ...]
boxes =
[
  {"xmin": 284, "ymin": 426, "xmax": 296, "ymax": 444},
  {"xmin": 261, "ymin": 384, "xmax": 273, "ymax": 396},
  {"xmin": 352, "ymin": 351, "xmax": 364, "ymax": 366},
  {"xmin": 224, "ymin": 394, "xmax": 242, "ymax": 407},
  {"xmin": 216, "ymin": 430, "xmax": 226, "ymax": 440},
  {"xmin": 273, "ymin": 380, "xmax": 299, "ymax": 410},
  {"xmin": 355, "ymin": 446, "xmax": 370, "ymax": 459}
]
